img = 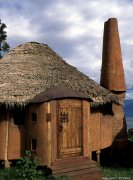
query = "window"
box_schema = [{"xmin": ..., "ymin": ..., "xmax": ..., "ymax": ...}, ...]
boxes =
[
  {"xmin": 0, "ymin": 106, "xmax": 4, "ymax": 120},
  {"xmin": 13, "ymin": 109, "xmax": 25, "ymax": 125},
  {"xmin": 31, "ymin": 139, "xmax": 37, "ymax": 151},
  {"xmin": 32, "ymin": 113, "xmax": 37, "ymax": 122}
]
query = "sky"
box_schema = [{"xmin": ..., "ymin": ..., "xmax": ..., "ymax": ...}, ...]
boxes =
[
  {"xmin": 126, "ymin": 89, "xmax": 133, "ymax": 100},
  {"xmin": 0, "ymin": 0, "xmax": 133, "ymax": 89}
]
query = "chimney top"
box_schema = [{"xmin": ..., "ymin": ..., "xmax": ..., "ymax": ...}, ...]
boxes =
[
  {"xmin": 100, "ymin": 18, "xmax": 126, "ymax": 92},
  {"xmin": 107, "ymin": 18, "xmax": 117, "ymax": 22}
]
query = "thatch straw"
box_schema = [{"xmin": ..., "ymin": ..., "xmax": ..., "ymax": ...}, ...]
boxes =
[{"xmin": 0, "ymin": 42, "xmax": 119, "ymax": 107}]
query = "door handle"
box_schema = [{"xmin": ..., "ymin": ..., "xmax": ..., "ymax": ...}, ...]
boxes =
[{"xmin": 59, "ymin": 125, "xmax": 63, "ymax": 132}]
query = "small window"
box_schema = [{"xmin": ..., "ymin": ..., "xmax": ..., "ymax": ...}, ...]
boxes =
[
  {"xmin": 32, "ymin": 113, "xmax": 37, "ymax": 122},
  {"xmin": 14, "ymin": 109, "xmax": 25, "ymax": 125},
  {"xmin": 31, "ymin": 139, "xmax": 37, "ymax": 151}
]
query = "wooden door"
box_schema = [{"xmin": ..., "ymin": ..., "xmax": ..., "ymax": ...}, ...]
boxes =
[{"xmin": 58, "ymin": 99, "xmax": 83, "ymax": 158}]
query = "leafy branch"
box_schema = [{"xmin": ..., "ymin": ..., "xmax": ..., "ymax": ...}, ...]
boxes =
[{"xmin": 0, "ymin": 19, "xmax": 10, "ymax": 58}]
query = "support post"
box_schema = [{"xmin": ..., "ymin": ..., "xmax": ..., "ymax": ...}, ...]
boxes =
[
  {"xmin": 96, "ymin": 150, "xmax": 101, "ymax": 164},
  {"xmin": 83, "ymin": 101, "xmax": 90, "ymax": 157},
  {"xmin": 3, "ymin": 160, "xmax": 10, "ymax": 168},
  {"xmin": 4, "ymin": 112, "xmax": 10, "ymax": 168},
  {"xmin": 47, "ymin": 102, "xmax": 51, "ymax": 166}
]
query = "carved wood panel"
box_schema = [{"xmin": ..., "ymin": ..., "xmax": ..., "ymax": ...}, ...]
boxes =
[{"xmin": 58, "ymin": 99, "xmax": 83, "ymax": 158}]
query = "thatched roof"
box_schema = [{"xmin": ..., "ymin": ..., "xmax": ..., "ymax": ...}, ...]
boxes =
[{"xmin": 0, "ymin": 42, "xmax": 119, "ymax": 107}]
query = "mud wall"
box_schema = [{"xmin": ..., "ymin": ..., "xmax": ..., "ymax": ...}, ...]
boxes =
[
  {"xmin": 0, "ymin": 108, "xmax": 26, "ymax": 160},
  {"xmin": 90, "ymin": 107, "xmax": 113, "ymax": 151},
  {"xmin": 27, "ymin": 103, "xmax": 48, "ymax": 165},
  {"xmin": 0, "ymin": 108, "xmax": 6, "ymax": 160}
]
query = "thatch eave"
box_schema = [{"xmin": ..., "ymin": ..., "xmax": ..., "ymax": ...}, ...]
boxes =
[{"xmin": 0, "ymin": 42, "xmax": 120, "ymax": 108}]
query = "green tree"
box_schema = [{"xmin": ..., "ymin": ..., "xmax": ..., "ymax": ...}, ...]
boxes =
[{"xmin": 0, "ymin": 19, "xmax": 10, "ymax": 58}]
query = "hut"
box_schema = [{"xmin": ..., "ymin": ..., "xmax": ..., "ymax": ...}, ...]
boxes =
[{"xmin": 0, "ymin": 18, "xmax": 127, "ymax": 179}]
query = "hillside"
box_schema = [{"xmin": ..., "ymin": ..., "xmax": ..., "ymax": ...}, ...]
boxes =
[{"xmin": 124, "ymin": 89, "xmax": 133, "ymax": 129}]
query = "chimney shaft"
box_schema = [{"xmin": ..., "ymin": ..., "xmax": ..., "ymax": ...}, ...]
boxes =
[{"xmin": 100, "ymin": 18, "xmax": 126, "ymax": 92}]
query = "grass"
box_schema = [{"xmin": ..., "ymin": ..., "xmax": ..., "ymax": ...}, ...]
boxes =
[
  {"xmin": 0, "ymin": 168, "xmax": 70, "ymax": 180},
  {"xmin": 128, "ymin": 135, "xmax": 133, "ymax": 142},
  {"xmin": 128, "ymin": 128, "xmax": 133, "ymax": 142},
  {"xmin": 101, "ymin": 166, "xmax": 133, "ymax": 179},
  {"xmin": 101, "ymin": 133, "xmax": 133, "ymax": 179},
  {"xmin": 0, "ymin": 166, "xmax": 133, "ymax": 180}
]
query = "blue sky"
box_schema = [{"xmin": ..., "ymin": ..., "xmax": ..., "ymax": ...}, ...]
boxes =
[
  {"xmin": 0, "ymin": 0, "xmax": 133, "ymax": 89},
  {"xmin": 126, "ymin": 89, "xmax": 133, "ymax": 100}
]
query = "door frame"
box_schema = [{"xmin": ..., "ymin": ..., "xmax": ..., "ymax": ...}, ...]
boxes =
[{"xmin": 50, "ymin": 99, "xmax": 90, "ymax": 164}]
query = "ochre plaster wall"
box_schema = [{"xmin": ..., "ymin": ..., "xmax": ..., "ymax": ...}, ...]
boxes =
[
  {"xmin": 27, "ymin": 103, "xmax": 48, "ymax": 165},
  {"xmin": 100, "ymin": 114, "xmax": 112, "ymax": 148},
  {"xmin": 90, "ymin": 110, "xmax": 113, "ymax": 151},
  {"xmin": 8, "ymin": 124, "xmax": 26, "ymax": 160},
  {"xmin": 0, "ymin": 110, "xmax": 6, "ymax": 160},
  {"xmin": 90, "ymin": 112, "xmax": 100, "ymax": 151},
  {"xmin": 112, "ymin": 103, "xmax": 125, "ymax": 139},
  {"xmin": 112, "ymin": 102, "xmax": 127, "ymax": 150},
  {"xmin": 0, "ymin": 109, "xmax": 26, "ymax": 160}
]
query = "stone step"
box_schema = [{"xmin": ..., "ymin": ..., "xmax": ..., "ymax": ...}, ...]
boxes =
[
  {"xmin": 52, "ymin": 160, "xmax": 96, "ymax": 170},
  {"xmin": 53, "ymin": 156, "xmax": 89, "ymax": 164},
  {"xmin": 52, "ymin": 163, "xmax": 97, "ymax": 175},
  {"xmin": 50, "ymin": 157, "xmax": 102, "ymax": 179},
  {"xmin": 55, "ymin": 167, "xmax": 101, "ymax": 176}
]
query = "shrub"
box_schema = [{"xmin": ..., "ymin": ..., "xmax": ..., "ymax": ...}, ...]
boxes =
[
  {"xmin": 128, "ymin": 128, "xmax": 133, "ymax": 136},
  {"xmin": 13, "ymin": 150, "xmax": 43, "ymax": 180}
]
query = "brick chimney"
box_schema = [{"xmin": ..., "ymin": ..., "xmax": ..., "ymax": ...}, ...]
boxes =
[
  {"xmin": 100, "ymin": 18, "xmax": 126, "ymax": 96},
  {"xmin": 100, "ymin": 18, "xmax": 127, "ymax": 148}
]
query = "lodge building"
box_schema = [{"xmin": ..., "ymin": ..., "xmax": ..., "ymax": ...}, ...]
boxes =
[{"xmin": 0, "ymin": 18, "xmax": 127, "ymax": 179}]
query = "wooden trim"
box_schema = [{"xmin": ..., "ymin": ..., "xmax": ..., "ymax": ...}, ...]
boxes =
[
  {"xmin": 96, "ymin": 150, "xmax": 101, "ymax": 164},
  {"xmin": 47, "ymin": 102, "xmax": 51, "ymax": 166},
  {"xmin": 46, "ymin": 113, "xmax": 51, "ymax": 122},
  {"xmin": 49, "ymin": 99, "xmax": 90, "ymax": 163},
  {"xmin": 5, "ymin": 111, "xmax": 9, "ymax": 161},
  {"xmin": 83, "ymin": 100, "xmax": 90, "ymax": 157},
  {"xmin": 51, "ymin": 100, "xmax": 58, "ymax": 164}
]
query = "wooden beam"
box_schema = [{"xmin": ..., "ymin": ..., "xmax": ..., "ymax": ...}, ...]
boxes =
[
  {"xmin": 51, "ymin": 100, "xmax": 58, "ymax": 164},
  {"xmin": 47, "ymin": 102, "xmax": 51, "ymax": 166},
  {"xmin": 96, "ymin": 150, "xmax": 101, "ymax": 164},
  {"xmin": 83, "ymin": 101, "xmax": 90, "ymax": 157},
  {"xmin": 4, "ymin": 111, "xmax": 10, "ymax": 168}
]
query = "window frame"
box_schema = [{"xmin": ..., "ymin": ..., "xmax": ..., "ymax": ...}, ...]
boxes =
[
  {"xmin": 31, "ymin": 112, "xmax": 38, "ymax": 122},
  {"xmin": 31, "ymin": 139, "xmax": 37, "ymax": 151}
]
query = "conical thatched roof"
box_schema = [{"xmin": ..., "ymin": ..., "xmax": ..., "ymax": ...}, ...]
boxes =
[{"xmin": 0, "ymin": 42, "xmax": 119, "ymax": 107}]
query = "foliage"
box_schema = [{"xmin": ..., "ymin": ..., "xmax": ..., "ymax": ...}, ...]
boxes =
[
  {"xmin": 128, "ymin": 128, "xmax": 133, "ymax": 142},
  {"xmin": 102, "ymin": 166, "xmax": 133, "ymax": 179},
  {"xmin": 128, "ymin": 135, "xmax": 133, "ymax": 142},
  {"xmin": 0, "ymin": 150, "xmax": 70, "ymax": 179},
  {"xmin": 13, "ymin": 150, "xmax": 43, "ymax": 180},
  {"xmin": 0, "ymin": 167, "xmax": 69, "ymax": 180},
  {"xmin": 0, "ymin": 19, "xmax": 10, "ymax": 58},
  {"xmin": 0, "ymin": 168, "xmax": 11, "ymax": 180},
  {"xmin": 128, "ymin": 128, "xmax": 133, "ymax": 136}
]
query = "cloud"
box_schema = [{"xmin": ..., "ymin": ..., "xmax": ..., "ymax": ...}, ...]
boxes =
[
  {"xmin": 0, "ymin": 0, "xmax": 133, "ymax": 88},
  {"xmin": 125, "ymin": 89, "xmax": 133, "ymax": 100}
]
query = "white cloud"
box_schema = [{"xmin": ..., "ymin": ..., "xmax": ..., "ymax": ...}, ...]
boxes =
[
  {"xmin": 126, "ymin": 89, "xmax": 133, "ymax": 100},
  {"xmin": 7, "ymin": 17, "xmax": 37, "ymax": 38},
  {"xmin": 0, "ymin": 0, "xmax": 133, "ymax": 88}
]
